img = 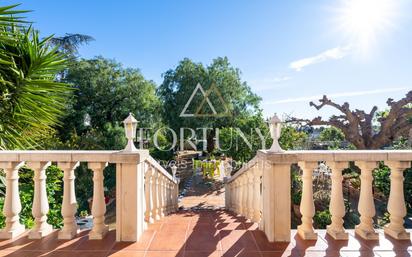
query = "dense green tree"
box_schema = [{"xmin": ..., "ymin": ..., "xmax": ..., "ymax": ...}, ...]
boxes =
[
  {"xmin": 59, "ymin": 57, "xmax": 161, "ymax": 147},
  {"xmin": 318, "ymin": 126, "xmax": 346, "ymax": 149},
  {"xmin": 217, "ymin": 114, "xmax": 271, "ymax": 161},
  {"xmin": 158, "ymin": 57, "xmax": 262, "ymax": 153}
]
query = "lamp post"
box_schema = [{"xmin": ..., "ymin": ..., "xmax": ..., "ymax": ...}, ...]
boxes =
[
  {"xmin": 123, "ymin": 113, "xmax": 138, "ymax": 152},
  {"xmin": 171, "ymin": 165, "xmax": 177, "ymax": 180},
  {"xmin": 269, "ymin": 114, "xmax": 284, "ymax": 152}
]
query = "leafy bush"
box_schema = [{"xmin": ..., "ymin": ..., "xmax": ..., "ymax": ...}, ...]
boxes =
[
  {"xmin": 373, "ymin": 163, "xmax": 391, "ymax": 197},
  {"xmin": 314, "ymin": 210, "xmax": 331, "ymax": 229}
]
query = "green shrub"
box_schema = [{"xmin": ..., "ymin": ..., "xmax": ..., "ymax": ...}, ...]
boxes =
[{"xmin": 314, "ymin": 210, "xmax": 331, "ymax": 229}]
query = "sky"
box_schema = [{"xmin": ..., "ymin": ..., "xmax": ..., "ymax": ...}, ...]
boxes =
[{"xmin": 9, "ymin": 0, "xmax": 412, "ymax": 119}]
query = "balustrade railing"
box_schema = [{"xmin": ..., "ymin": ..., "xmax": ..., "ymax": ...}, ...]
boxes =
[
  {"xmin": 225, "ymin": 150, "xmax": 412, "ymax": 242},
  {"xmin": 0, "ymin": 150, "xmax": 178, "ymax": 242}
]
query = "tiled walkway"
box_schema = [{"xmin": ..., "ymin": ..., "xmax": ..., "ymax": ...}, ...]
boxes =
[{"xmin": 0, "ymin": 210, "xmax": 411, "ymax": 257}]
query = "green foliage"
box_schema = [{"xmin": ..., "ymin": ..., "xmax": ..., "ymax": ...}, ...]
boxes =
[
  {"xmin": 157, "ymin": 57, "xmax": 262, "ymax": 153},
  {"xmin": 313, "ymin": 210, "xmax": 331, "ymax": 229},
  {"xmin": 279, "ymin": 126, "xmax": 308, "ymax": 150},
  {"xmin": 217, "ymin": 114, "xmax": 271, "ymax": 161},
  {"xmin": 59, "ymin": 57, "xmax": 160, "ymax": 148},
  {"xmin": 0, "ymin": 165, "xmax": 63, "ymax": 228},
  {"xmin": 373, "ymin": 163, "xmax": 391, "ymax": 197},
  {"xmin": 291, "ymin": 166, "xmax": 302, "ymax": 205},
  {"xmin": 318, "ymin": 127, "xmax": 346, "ymax": 149},
  {"xmin": 0, "ymin": 5, "xmax": 70, "ymax": 150}
]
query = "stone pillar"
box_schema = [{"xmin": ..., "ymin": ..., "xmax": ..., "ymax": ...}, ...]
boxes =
[
  {"xmin": 115, "ymin": 156, "xmax": 146, "ymax": 242},
  {"xmin": 327, "ymin": 161, "xmax": 348, "ymax": 240},
  {"xmin": 89, "ymin": 162, "xmax": 109, "ymax": 240},
  {"xmin": 384, "ymin": 161, "xmax": 410, "ymax": 240},
  {"xmin": 262, "ymin": 159, "xmax": 291, "ymax": 242},
  {"xmin": 0, "ymin": 162, "xmax": 25, "ymax": 239},
  {"xmin": 355, "ymin": 161, "xmax": 378, "ymax": 240},
  {"xmin": 297, "ymin": 161, "xmax": 318, "ymax": 240},
  {"xmin": 28, "ymin": 161, "xmax": 53, "ymax": 239},
  {"xmin": 58, "ymin": 162, "xmax": 80, "ymax": 239}
]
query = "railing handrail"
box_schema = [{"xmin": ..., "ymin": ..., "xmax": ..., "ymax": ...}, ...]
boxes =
[
  {"xmin": 145, "ymin": 155, "xmax": 177, "ymax": 183},
  {"xmin": 258, "ymin": 149, "xmax": 412, "ymax": 162},
  {"xmin": 226, "ymin": 155, "xmax": 259, "ymax": 183}
]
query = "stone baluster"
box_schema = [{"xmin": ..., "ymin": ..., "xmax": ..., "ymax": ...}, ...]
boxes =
[
  {"xmin": 229, "ymin": 183, "xmax": 234, "ymax": 211},
  {"xmin": 89, "ymin": 162, "xmax": 109, "ymax": 239},
  {"xmin": 169, "ymin": 181, "xmax": 173, "ymax": 213},
  {"xmin": 159, "ymin": 175, "xmax": 165, "ymax": 217},
  {"xmin": 327, "ymin": 162, "xmax": 348, "ymax": 240},
  {"xmin": 239, "ymin": 175, "xmax": 247, "ymax": 216},
  {"xmin": 238, "ymin": 178, "xmax": 244, "ymax": 215},
  {"xmin": 58, "ymin": 162, "xmax": 80, "ymax": 239},
  {"xmin": 355, "ymin": 161, "xmax": 378, "ymax": 240},
  {"xmin": 174, "ymin": 180, "xmax": 179, "ymax": 210},
  {"xmin": 384, "ymin": 161, "xmax": 411, "ymax": 240},
  {"xmin": 0, "ymin": 162, "xmax": 25, "ymax": 239},
  {"xmin": 242, "ymin": 175, "xmax": 248, "ymax": 217},
  {"xmin": 297, "ymin": 161, "xmax": 318, "ymax": 240},
  {"xmin": 166, "ymin": 179, "xmax": 171, "ymax": 214},
  {"xmin": 28, "ymin": 161, "xmax": 53, "ymax": 239},
  {"xmin": 232, "ymin": 182, "xmax": 237, "ymax": 212},
  {"xmin": 152, "ymin": 170, "xmax": 160, "ymax": 220},
  {"xmin": 145, "ymin": 165, "xmax": 154, "ymax": 224},
  {"xmin": 247, "ymin": 171, "xmax": 254, "ymax": 219},
  {"xmin": 252, "ymin": 166, "xmax": 262, "ymax": 223},
  {"xmin": 164, "ymin": 180, "xmax": 169, "ymax": 215}
]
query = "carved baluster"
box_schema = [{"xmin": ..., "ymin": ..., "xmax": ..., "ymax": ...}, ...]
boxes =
[
  {"xmin": 384, "ymin": 161, "xmax": 411, "ymax": 240},
  {"xmin": 28, "ymin": 161, "xmax": 53, "ymax": 239},
  {"xmin": 58, "ymin": 162, "xmax": 80, "ymax": 239},
  {"xmin": 89, "ymin": 162, "xmax": 109, "ymax": 239},
  {"xmin": 0, "ymin": 162, "xmax": 25, "ymax": 239},
  {"xmin": 159, "ymin": 175, "xmax": 165, "ymax": 217},
  {"xmin": 252, "ymin": 166, "xmax": 262, "ymax": 223},
  {"xmin": 174, "ymin": 180, "xmax": 179, "ymax": 210},
  {"xmin": 165, "ymin": 179, "xmax": 170, "ymax": 215},
  {"xmin": 355, "ymin": 161, "xmax": 378, "ymax": 240},
  {"xmin": 145, "ymin": 165, "xmax": 154, "ymax": 224},
  {"xmin": 327, "ymin": 162, "xmax": 348, "ymax": 240},
  {"xmin": 152, "ymin": 170, "xmax": 161, "ymax": 220},
  {"xmin": 238, "ymin": 175, "xmax": 245, "ymax": 215},
  {"xmin": 247, "ymin": 171, "xmax": 254, "ymax": 219},
  {"xmin": 297, "ymin": 161, "xmax": 318, "ymax": 240}
]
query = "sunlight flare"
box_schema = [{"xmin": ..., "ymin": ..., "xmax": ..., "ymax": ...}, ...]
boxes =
[{"xmin": 336, "ymin": 0, "xmax": 399, "ymax": 54}]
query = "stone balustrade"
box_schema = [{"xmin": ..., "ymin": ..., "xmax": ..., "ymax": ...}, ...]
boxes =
[
  {"xmin": 0, "ymin": 150, "xmax": 178, "ymax": 242},
  {"xmin": 225, "ymin": 150, "xmax": 412, "ymax": 243}
]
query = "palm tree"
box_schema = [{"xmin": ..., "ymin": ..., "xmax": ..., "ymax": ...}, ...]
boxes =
[
  {"xmin": 0, "ymin": 4, "xmax": 71, "ymax": 149},
  {"xmin": 49, "ymin": 33, "xmax": 94, "ymax": 56}
]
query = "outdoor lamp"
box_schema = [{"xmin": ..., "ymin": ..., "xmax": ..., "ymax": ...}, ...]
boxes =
[
  {"xmin": 171, "ymin": 165, "xmax": 177, "ymax": 179},
  {"xmin": 269, "ymin": 114, "xmax": 284, "ymax": 152},
  {"xmin": 123, "ymin": 113, "xmax": 138, "ymax": 152}
]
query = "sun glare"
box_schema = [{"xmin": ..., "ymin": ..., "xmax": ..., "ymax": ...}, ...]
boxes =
[{"xmin": 336, "ymin": 0, "xmax": 399, "ymax": 54}]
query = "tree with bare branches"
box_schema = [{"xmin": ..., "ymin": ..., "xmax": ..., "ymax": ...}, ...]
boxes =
[{"xmin": 291, "ymin": 91, "xmax": 412, "ymax": 149}]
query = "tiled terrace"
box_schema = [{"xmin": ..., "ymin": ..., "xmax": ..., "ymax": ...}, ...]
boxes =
[{"xmin": 0, "ymin": 210, "xmax": 411, "ymax": 257}]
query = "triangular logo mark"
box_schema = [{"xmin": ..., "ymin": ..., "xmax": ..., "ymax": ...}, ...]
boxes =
[
  {"xmin": 179, "ymin": 83, "xmax": 231, "ymax": 118},
  {"xmin": 179, "ymin": 83, "xmax": 217, "ymax": 117},
  {"xmin": 195, "ymin": 84, "xmax": 231, "ymax": 117}
]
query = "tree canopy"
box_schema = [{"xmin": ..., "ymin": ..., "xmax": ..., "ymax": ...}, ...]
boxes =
[
  {"xmin": 59, "ymin": 57, "xmax": 160, "ymax": 149},
  {"xmin": 157, "ymin": 57, "xmax": 262, "ymax": 152}
]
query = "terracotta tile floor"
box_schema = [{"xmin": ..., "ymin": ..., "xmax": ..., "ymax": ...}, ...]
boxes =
[{"xmin": 0, "ymin": 210, "xmax": 411, "ymax": 257}]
